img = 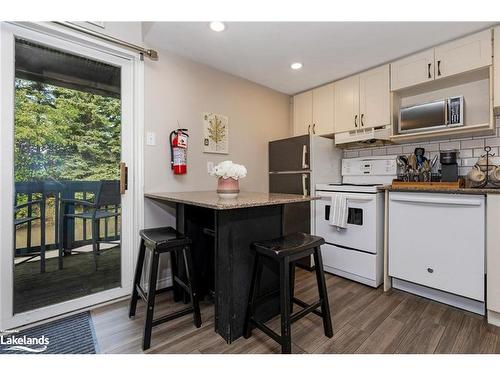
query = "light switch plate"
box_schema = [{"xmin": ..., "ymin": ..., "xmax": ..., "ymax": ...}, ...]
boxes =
[
  {"xmin": 207, "ymin": 161, "xmax": 214, "ymax": 174},
  {"xmin": 146, "ymin": 131, "xmax": 156, "ymax": 146}
]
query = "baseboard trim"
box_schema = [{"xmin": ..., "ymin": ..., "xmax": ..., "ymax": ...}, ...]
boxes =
[
  {"xmin": 488, "ymin": 310, "xmax": 500, "ymax": 327},
  {"xmin": 393, "ymin": 278, "xmax": 485, "ymax": 315}
]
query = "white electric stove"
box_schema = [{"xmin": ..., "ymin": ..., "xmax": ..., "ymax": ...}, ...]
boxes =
[{"xmin": 314, "ymin": 156, "xmax": 397, "ymax": 287}]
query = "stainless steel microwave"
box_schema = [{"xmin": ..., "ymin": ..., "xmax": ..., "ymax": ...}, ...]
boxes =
[{"xmin": 399, "ymin": 96, "xmax": 464, "ymax": 134}]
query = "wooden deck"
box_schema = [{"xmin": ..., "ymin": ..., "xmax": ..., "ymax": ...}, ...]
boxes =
[
  {"xmin": 91, "ymin": 268, "xmax": 500, "ymax": 354},
  {"xmin": 15, "ymin": 246, "xmax": 120, "ymax": 313}
]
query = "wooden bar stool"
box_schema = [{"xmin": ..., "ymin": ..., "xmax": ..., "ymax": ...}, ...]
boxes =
[
  {"xmin": 243, "ymin": 232, "xmax": 333, "ymax": 354},
  {"xmin": 129, "ymin": 226, "xmax": 202, "ymax": 350}
]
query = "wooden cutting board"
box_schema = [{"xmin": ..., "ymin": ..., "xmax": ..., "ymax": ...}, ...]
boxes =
[{"xmin": 391, "ymin": 179, "xmax": 465, "ymax": 190}]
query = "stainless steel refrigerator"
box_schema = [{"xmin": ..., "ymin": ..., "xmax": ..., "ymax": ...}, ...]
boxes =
[{"xmin": 269, "ymin": 134, "xmax": 342, "ymax": 269}]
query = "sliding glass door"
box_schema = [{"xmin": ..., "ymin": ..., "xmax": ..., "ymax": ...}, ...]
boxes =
[{"xmin": 1, "ymin": 23, "xmax": 136, "ymax": 329}]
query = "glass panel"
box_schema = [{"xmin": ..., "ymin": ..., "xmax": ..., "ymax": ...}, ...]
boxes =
[
  {"xmin": 347, "ymin": 208, "xmax": 363, "ymax": 226},
  {"xmin": 13, "ymin": 38, "xmax": 122, "ymax": 314}
]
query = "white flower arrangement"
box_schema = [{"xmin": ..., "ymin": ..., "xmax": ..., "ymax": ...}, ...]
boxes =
[{"xmin": 210, "ymin": 160, "xmax": 247, "ymax": 180}]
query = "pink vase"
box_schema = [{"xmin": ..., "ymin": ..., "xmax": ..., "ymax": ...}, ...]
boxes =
[{"xmin": 217, "ymin": 177, "xmax": 240, "ymax": 199}]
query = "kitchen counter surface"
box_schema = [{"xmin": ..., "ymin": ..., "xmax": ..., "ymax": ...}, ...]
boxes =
[
  {"xmin": 145, "ymin": 191, "xmax": 318, "ymax": 210},
  {"xmin": 379, "ymin": 185, "xmax": 500, "ymax": 195}
]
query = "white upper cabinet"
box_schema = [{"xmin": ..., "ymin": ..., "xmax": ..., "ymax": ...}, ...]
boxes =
[
  {"xmin": 391, "ymin": 49, "xmax": 435, "ymax": 91},
  {"xmin": 334, "ymin": 74, "xmax": 360, "ymax": 133},
  {"xmin": 293, "ymin": 90, "xmax": 313, "ymax": 136},
  {"xmin": 391, "ymin": 29, "xmax": 492, "ymax": 91},
  {"xmin": 312, "ymin": 83, "xmax": 335, "ymax": 135},
  {"xmin": 495, "ymin": 26, "xmax": 500, "ymax": 112},
  {"xmin": 435, "ymin": 29, "xmax": 492, "ymax": 80},
  {"xmin": 359, "ymin": 65, "xmax": 391, "ymax": 129}
]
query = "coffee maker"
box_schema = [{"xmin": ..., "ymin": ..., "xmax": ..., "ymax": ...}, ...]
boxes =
[{"xmin": 440, "ymin": 150, "xmax": 459, "ymax": 182}]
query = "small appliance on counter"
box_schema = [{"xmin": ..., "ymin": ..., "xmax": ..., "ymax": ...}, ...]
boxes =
[{"xmin": 440, "ymin": 149, "xmax": 459, "ymax": 182}]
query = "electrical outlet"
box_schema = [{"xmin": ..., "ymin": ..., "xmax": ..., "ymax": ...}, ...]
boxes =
[
  {"xmin": 207, "ymin": 161, "xmax": 214, "ymax": 174},
  {"xmin": 146, "ymin": 131, "xmax": 156, "ymax": 146}
]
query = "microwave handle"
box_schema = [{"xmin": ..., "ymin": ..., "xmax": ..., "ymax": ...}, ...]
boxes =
[{"xmin": 445, "ymin": 99, "xmax": 449, "ymax": 125}]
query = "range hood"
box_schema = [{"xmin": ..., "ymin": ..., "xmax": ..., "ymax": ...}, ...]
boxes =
[{"xmin": 334, "ymin": 126, "xmax": 392, "ymax": 146}]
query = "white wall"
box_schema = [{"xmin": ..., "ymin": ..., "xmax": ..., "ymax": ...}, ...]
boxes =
[{"xmin": 143, "ymin": 49, "xmax": 291, "ymax": 228}]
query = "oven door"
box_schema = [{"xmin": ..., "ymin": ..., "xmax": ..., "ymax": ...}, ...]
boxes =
[{"xmin": 315, "ymin": 192, "xmax": 378, "ymax": 253}]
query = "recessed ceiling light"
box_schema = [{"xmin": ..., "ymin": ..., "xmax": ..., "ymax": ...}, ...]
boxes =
[
  {"xmin": 209, "ymin": 21, "xmax": 226, "ymax": 32},
  {"xmin": 290, "ymin": 62, "xmax": 303, "ymax": 70}
]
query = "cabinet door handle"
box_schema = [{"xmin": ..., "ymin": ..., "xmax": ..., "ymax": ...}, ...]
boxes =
[
  {"xmin": 302, "ymin": 145, "xmax": 309, "ymax": 169},
  {"xmin": 307, "ymin": 124, "xmax": 311, "ymax": 134},
  {"xmin": 437, "ymin": 60, "xmax": 441, "ymax": 76},
  {"xmin": 361, "ymin": 114, "xmax": 364, "ymax": 127},
  {"xmin": 354, "ymin": 115, "xmax": 358, "ymax": 128},
  {"xmin": 312, "ymin": 123, "xmax": 316, "ymax": 134},
  {"xmin": 427, "ymin": 63, "xmax": 432, "ymax": 79}
]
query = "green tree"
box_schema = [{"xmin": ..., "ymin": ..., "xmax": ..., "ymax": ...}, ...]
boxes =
[{"xmin": 14, "ymin": 78, "xmax": 121, "ymax": 182}]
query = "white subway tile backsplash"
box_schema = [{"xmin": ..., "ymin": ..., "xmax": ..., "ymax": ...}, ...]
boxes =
[
  {"xmin": 386, "ymin": 146, "xmax": 403, "ymax": 155},
  {"xmin": 461, "ymin": 158, "xmax": 477, "ymax": 167},
  {"xmin": 439, "ymin": 141, "xmax": 460, "ymax": 150},
  {"xmin": 460, "ymin": 139, "xmax": 485, "ymax": 149},
  {"xmin": 486, "ymin": 137, "xmax": 500, "ymax": 147},
  {"xmin": 473, "ymin": 148, "xmax": 486, "ymax": 157},
  {"xmin": 459, "ymin": 166, "xmax": 473, "ymax": 176},
  {"xmin": 371, "ymin": 148, "xmax": 386, "ymax": 156},
  {"xmin": 459, "ymin": 149, "xmax": 473, "ymax": 158},
  {"xmin": 341, "ymin": 117, "xmax": 500, "ymax": 178}
]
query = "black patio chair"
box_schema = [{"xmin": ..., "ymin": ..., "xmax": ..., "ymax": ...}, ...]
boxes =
[
  {"xmin": 14, "ymin": 198, "xmax": 46, "ymax": 273},
  {"xmin": 59, "ymin": 180, "xmax": 121, "ymax": 271}
]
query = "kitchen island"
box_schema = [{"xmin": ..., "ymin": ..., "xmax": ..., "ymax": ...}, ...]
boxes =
[{"xmin": 144, "ymin": 191, "xmax": 317, "ymax": 343}]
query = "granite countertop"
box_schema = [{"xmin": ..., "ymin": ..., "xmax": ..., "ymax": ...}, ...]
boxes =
[
  {"xmin": 145, "ymin": 191, "xmax": 318, "ymax": 210},
  {"xmin": 379, "ymin": 185, "xmax": 500, "ymax": 195}
]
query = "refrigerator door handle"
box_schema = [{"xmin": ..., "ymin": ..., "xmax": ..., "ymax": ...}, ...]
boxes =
[
  {"xmin": 302, "ymin": 145, "xmax": 309, "ymax": 169},
  {"xmin": 302, "ymin": 173, "xmax": 308, "ymax": 196}
]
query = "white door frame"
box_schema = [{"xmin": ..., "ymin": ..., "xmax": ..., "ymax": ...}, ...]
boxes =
[{"xmin": 0, "ymin": 22, "xmax": 144, "ymax": 330}]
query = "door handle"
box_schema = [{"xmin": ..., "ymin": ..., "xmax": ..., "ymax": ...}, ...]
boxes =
[
  {"xmin": 354, "ymin": 114, "xmax": 358, "ymax": 128},
  {"xmin": 437, "ymin": 60, "xmax": 441, "ymax": 76},
  {"xmin": 302, "ymin": 173, "xmax": 308, "ymax": 196},
  {"xmin": 427, "ymin": 63, "xmax": 432, "ymax": 79},
  {"xmin": 307, "ymin": 124, "xmax": 311, "ymax": 134},
  {"xmin": 302, "ymin": 145, "xmax": 309, "ymax": 169},
  {"xmin": 361, "ymin": 114, "xmax": 364, "ymax": 127},
  {"xmin": 312, "ymin": 123, "xmax": 316, "ymax": 134},
  {"xmin": 120, "ymin": 162, "xmax": 128, "ymax": 194}
]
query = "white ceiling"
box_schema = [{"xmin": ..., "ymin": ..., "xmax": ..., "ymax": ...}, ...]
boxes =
[{"xmin": 143, "ymin": 22, "xmax": 496, "ymax": 95}]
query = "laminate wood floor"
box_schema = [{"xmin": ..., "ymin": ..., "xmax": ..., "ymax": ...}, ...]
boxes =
[{"xmin": 91, "ymin": 269, "xmax": 500, "ymax": 354}]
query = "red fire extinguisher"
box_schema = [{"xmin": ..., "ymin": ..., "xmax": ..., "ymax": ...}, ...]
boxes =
[{"xmin": 170, "ymin": 128, "xmax": 189, "ymax": 174}]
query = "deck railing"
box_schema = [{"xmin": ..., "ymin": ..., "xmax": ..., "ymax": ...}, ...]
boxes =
[{"xmin": 14, "ymin": 180, "xmax": 120, "ymax": 257}]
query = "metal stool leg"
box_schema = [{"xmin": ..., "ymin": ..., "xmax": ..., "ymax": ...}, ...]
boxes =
[
  {"xmin": 243, "ymin": 254, "xmax": 263, "ymax": 339},
  {"xmin": 182, "ymin": 246, "xmax": 202, "ymax": 328},
  {"xmin": 129, "ymin": 239, "xmax": 146, "ymax": 318},
  {"xmin": 143, "ymin": 248, "xmax": 160, "ymax": 351},
  {"xmin": 313, "ymin": 247, "xmax": 333, "ymax": 338},
  {"xmin": 280, "ymin": 256, "xmax": 292, "ymax": 354}
]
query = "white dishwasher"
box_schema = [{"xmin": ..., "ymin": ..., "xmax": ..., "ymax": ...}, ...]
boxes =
[{"xmin": 388, "ymin": 192, "xmax": 485, "ymax": 314}]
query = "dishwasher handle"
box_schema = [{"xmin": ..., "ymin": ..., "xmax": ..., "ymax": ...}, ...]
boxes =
[{"xmin": 390, "ymin": 194, "xmax": 483, "ymax": 207}]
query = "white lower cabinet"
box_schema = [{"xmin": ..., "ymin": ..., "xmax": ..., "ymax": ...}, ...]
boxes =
[{"xmin": 388, "ymin": 192, "xmax": 485, "ymax": 303}]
